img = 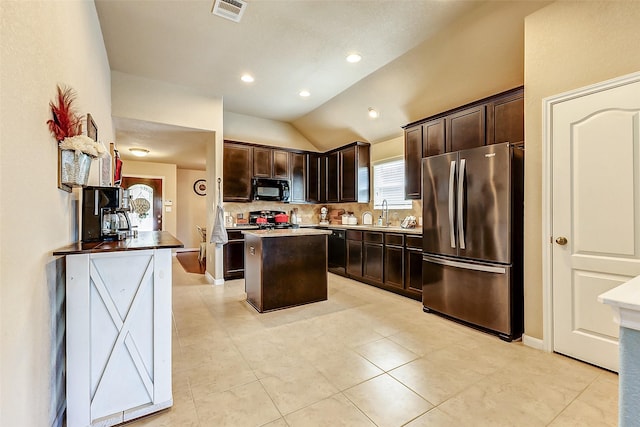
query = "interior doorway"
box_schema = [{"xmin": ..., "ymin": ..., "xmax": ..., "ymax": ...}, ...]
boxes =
[
  {"xmin": 121, "ymin": 177, "xmax": 163, "ymax": 231},
  {"xmin": 544, "ymin": 72, "xmax": 640, "ymax": 372}
]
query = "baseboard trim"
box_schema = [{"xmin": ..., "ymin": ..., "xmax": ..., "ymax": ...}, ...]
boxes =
[
  {"xmin": 204, "ymin": 271, "xmax": 224, "ymax": 285},
  {"xmin": 523, "ymin": 334, "xmax": 545, "ymax": 351}
]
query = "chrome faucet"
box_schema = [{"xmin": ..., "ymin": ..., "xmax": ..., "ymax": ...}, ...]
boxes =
[{"xmin": 381, "ymin": 199, "xmax": 389, "ymax": 227}]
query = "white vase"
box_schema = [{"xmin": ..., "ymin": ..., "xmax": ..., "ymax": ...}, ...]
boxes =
[{"xmin": 60, "ymin": 149, "xmax": 92, "ymax": 187}]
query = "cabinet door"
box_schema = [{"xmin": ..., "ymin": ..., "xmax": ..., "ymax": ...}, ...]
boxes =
[
  {"xmin": 405, "ymin": 248, "xmax": 423, "ymax": 294},
  {"xmin": 423, "ymin": 118, "xmax": 445, "ymax": 157},
  {"xmin": 306, "ymin": 153, "xmax": 320, "ymax": 203},
  {"xmin": 363, "ymin": 243, "xmax": 384, "ymax": 284},
  {"xmin": 340, "ymin": 146, "xmax": 357, "ymax": 202},
  {"xmin": 273, "ymin": 149, "xmax": 290, "ymax": 180},
  {"xmin": 326, "ymin": 152, "xmax": 340, "ymax": 203},
  {"xmin": 404, "ymin": 125, "xmax": 423, "ymax": 199},
  {"xmin": 253, "ymin": 147, "xmax": 272, "ymax": 178},
  {"xmin": 290, "ymin": 152, "xmax": 306, "ymax": 203},
  {"xmin": 223, "ymin": 143, "xmax": 253, "ymax": 202},
  {"xmin": 346, "ymin": 239, "xmax": 363, "ymax": 278},
  {"xmin": 384, "ymin": 244, "xmax": 404, "ymax": 289},
  {"xmin": 447, "ymin": 105, "xmax": 486, "ymax": 152},
  {"xmin": 363, "ymin": 232, "xmax": 384, "ymax": 284},
  {"xmin": 319, "ymin": 155, "xmax": 327, "ymax": 203},
  {"xmin": 487, "ymin": 89, "xmax": 524, "ymax": 145},
  {"xmin": 223, "ymin": 232, "xmax": 245, "ymax": 280}
]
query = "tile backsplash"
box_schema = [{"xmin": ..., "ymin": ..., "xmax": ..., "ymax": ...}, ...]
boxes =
[{"xmin": 223, "ymin": 200, "xmax": 422, "ymax": 227}]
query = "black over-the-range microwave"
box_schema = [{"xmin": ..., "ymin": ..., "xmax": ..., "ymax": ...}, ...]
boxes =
[{"xmin": 252, "ymin": 178, "xmax": 290, "ymax": 202}]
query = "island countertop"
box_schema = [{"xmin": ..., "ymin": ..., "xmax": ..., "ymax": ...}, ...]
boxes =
[
  {"xmin": 53, "ymin": 231, "xmax": 183, "ymax": 255},
  {"xmin": 241, "ymin": 228, "xmax": 332, "ymax": 238}
]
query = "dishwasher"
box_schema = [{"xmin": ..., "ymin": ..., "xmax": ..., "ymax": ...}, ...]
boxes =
[{"xmin": 327, "ymin": 228, "xmax": 346, "ymax": 276}]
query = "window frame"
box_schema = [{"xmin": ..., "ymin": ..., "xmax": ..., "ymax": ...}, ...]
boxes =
[{"xmin": 372, "ymin": 156, "xmax": 413, "ymax": 210}]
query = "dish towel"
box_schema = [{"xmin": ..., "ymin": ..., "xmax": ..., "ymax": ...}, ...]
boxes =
[{"xmin": 210, "ymin": 180, "xmax": 228, "ymax": 246}]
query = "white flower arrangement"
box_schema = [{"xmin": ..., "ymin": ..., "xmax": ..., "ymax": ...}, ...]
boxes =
[{"xmin": 59, "ymin": 135, "xmax": 106, "ymax": 159}]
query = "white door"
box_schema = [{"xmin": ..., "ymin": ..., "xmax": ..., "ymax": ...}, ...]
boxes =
[{"xmin": 549, "ymin": 74, "xmax": 640, "ymax": 372}]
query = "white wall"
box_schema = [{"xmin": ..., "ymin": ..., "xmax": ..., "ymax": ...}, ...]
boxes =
[
  {"xmin": 523, "ymin": 1, "xmax": 640, "ymax": 339},
  {"xmin": 225, "ymin": 111, "xmax": 319, "ymax": 151},
  {"xmin": 122, "ymin": 160, "xmax": 178, "ymax": 237},
  {"xmin": 0, "ymin": 2, "xmax": 113, "ymax": 426},
  {"xmin": 371, "ymin": 136, "xmax": 403, "ymax": 163},
  {"xmin": 177, "ymin": 169, "xmax": 207, "ymax": 249},
  {"xmin": 111, "ymin": 72, "xmax": 224, "ymax": 281}
]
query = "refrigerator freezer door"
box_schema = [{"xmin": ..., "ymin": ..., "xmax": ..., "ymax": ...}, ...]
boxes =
[
  {"xmin": 422, "ymin": 152, "xmax": 459, "ymax": 256},
  {"xmin": 458, "ymin": 143, "xmax": 512, "ymax": 263},
  {"xmin": 422, "ymin": 255, "xmax": 521, "ymax": 339}
]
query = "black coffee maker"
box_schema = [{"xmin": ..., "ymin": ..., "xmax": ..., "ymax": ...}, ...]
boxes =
[{"xmin": 82, "ymin": 186, "xmax": 132, "ymax": 242}]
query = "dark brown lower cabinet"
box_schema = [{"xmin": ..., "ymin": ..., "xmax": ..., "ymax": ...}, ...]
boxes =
[
  {"xmin": 346, "ymin": 230, "xmax": 363, "ymax": 278},
  {"xmin": 244, "ymin": 233, "xmax": 327, "ymax": 312},
  {"xmin": 363, "ymin": 232, "xmax": 384, "ymax": 284},
  {"xmin": 405, "ymin": 235, "xmax": 423, "ymax": 296},
  {"xmin": 223, "ymin": 230, "xmax": 245, "ymax": 280},
  {"xmin": 384, "ymin": 233, "xmax": 404, "ymax": 289}
]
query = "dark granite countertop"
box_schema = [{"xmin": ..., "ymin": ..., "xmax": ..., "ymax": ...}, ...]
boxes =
[
  {"xmin": 53, "ymin": 231, "xmax": 183, "ymax": 256},
  {"xmin": 241, "ymin": 228, "xmax": 332, "ymax": 238}
]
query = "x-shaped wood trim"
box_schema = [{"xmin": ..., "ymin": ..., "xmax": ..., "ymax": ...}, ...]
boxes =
[{"xmin": 89, "ymin": 256, "xmax": 154, "ymax": 408}]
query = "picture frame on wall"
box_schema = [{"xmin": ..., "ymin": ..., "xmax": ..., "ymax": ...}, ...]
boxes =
[
  {"xmin": 100, "ymin": 150, "xmax": 112, "ymax": 186},
  {"xmin": 87, "ymin": 113, "xmax": 97, "ymax": 142}
]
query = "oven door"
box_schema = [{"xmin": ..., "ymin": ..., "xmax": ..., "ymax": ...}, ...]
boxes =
[{"xmin": 253, "ymin": 184, "xmax": 281, "ymax": 201}]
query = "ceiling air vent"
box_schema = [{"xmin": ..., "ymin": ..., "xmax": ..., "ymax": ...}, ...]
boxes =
[{"xmin": 211, "ymin": 0, "xmax": 247, "ymax": 23}]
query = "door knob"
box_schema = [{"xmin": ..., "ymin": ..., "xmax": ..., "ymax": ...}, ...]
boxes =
[{"xmin": 555, "ymin": 237, "xmax": 568, "ymax": 245}]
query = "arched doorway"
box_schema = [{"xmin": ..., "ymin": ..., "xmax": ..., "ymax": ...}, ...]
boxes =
[{"xmin": 121, "ymin": 177, "xmax": 163, "ymax": 231}]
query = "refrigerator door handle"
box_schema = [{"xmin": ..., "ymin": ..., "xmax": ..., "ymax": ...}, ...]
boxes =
[
  {"xmin": 422, "ymin": 255, "xmax": 506, "ymax": 274},
  {"xmin": 448, "ymin": 160, "xmax": 457, "ymax": 248},
  {"xmin": 457, "ymin": 158, "xmax": 466, "ymax": 249}
]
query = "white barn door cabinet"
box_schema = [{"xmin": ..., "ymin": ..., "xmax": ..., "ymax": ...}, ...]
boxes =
[{"xmin": 64, "ymin": 248, "xmax": 173, "ymax": 427}]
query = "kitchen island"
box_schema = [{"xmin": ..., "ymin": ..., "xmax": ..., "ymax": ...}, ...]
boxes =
[
  {"xmin": 242, "ymin": 228, "xmax": 332, "ymax": 312},
  {"xmin": 53, "ymin": 231, "xmax": 183, "ymax": 427}
]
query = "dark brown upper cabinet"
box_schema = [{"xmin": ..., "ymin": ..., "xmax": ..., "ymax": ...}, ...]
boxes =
[
  {"xmin": 404, "ymin": 119, "xmax": 445, "ymax": 199},
  {"xmin": 289, "ymin": 151, "xmax": 306, "ymax": 203},
  {"xmin": 325, "ymin": 151, "xmax": 340, "ymax": 203},
  {"xmin": 224, "ymin": 141, "xmax": 369, "ymax": 204},
  {"xmin": 403, "ymin": 87, "xmax": 523, "ymax": 200},
  {"xmin": 306, "ymin": 153, "xmax": 321, "ymax": 203},
  {"xmin": 325, "ymin": 143, "xmax": 370, "ymax": 203},
  {"xmin": 339, "ymin": 143, "xmax": 370, "ymax": 203},
  {"xmin": 253, "ymin": 147, "xmax": 290, "ymax": 180},
  {"xmin": 223, "ymin": 142, "xmax": 253, "ymax": 202},
  {"xmin": 486, "ymin": 88, "xmax": 524, "ymax": 145},
  {"xmin": 447, "ymin": 105, "xmax": 486, "ymax": 152}
]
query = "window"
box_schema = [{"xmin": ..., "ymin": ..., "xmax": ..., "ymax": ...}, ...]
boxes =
[{"xmin": 373, "ymin": 157, "xmax": 413, "ymax": 209}]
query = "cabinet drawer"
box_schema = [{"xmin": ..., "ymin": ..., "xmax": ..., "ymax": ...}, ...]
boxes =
[
  {"xmin": 406, "ymin": 235, "xmax": 422, "ymax": 249},
  {"xmin": 364, "ymin": 232, "xmax": 383, "ymax": 244},
  {"xmin": 346, "ymin": 230, "xmax": 363, "ymax": 241},
  {"xmin": 227, "ymin": 230, "xmax": 245, "ymax": 241},
  {"xmin": 385, "ymin": 233, "xmax": 404, "ymax": 246}
]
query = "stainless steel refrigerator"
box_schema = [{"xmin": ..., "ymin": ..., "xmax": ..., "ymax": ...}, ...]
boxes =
[{"xmin": 421, "ymin": 142, "xmax": 524, "ymax": 341}]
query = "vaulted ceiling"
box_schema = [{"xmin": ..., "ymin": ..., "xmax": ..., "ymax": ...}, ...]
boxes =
[{"xmin": 96, "ymin": 0, "xmax": 549, "ymax": 169}]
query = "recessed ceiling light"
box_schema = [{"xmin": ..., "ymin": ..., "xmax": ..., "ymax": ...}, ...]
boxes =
[
  {"xmin": 346, "ymin": 53, "xmax": 362, "ymax": 63},
  {"xmin": 299, "ymin": 90, "xmax": 310, "ymax": 97},
  {"xmin": 368, "ymin": 108, "xmax": 379, "ymax": 119},
  {"xmin": 241, "ymin": 74, "xmax": 254, "ymax": 83},
  {"xmin": 129, "ymin": 148, "xmax": 150, "ymax": 157}
]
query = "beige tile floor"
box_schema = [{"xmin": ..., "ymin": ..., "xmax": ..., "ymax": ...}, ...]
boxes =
[{"xmin": 127, "ymin": 259, "xmax": 618, "ymax": 427}]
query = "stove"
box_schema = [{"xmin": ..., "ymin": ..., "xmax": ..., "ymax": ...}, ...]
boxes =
[{"xmin": 248, "ymin": 210, "xmax": 294, "ymax": 229}]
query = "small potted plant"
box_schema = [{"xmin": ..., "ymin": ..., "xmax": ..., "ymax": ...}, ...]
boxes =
[{"xmin": 47, "ymin": 85, "xmax": 105, "ymax": 186}]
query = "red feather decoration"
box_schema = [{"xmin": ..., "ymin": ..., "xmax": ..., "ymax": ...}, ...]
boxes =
[{"xmin": 47, "ymin": 85, "xmax": 82, "ymax": 142}]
